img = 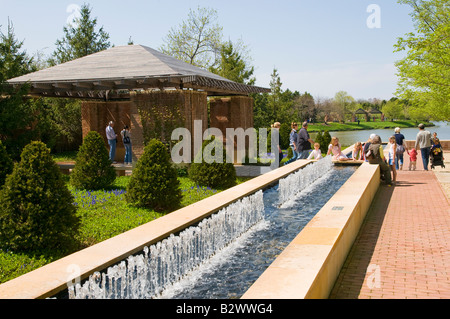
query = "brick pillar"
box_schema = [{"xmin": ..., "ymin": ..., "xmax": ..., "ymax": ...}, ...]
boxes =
[
  {"xmin": 209, "ymin": 95, "xmax": 255, "ymax": 163},
  {"xmin": 130, "ymin": 90, "xmax": 208, "ymax": 162},
  {"xmin": 81, "ymin": 101, "xmax": 131, "ymax": 162}
]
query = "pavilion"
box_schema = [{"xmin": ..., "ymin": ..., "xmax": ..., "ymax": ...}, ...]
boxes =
[{"xmin": 7, "ymin": 44, "xmax": 270, "ymax": 162}]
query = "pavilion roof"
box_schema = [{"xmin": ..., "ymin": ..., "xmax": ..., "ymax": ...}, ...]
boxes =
[
  {"xmin": 7, "ymin": 45, "xmax": 270, "ymax": 99},
  {"xmin": 368, "ymin": 108, "xmax": 382, "ymax": 114},
  {"xmin": 355, "ymin": 108, "xmax": 368, "ymax": 114}
]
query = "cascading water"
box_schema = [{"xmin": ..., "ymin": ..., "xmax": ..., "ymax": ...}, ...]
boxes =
[
  {"xmin": 68, "ymin": 191, "xmax": 264, "ymax": 299},
  {"xmin": 65, "ymin": 157, "xmax": 355, "ymax": 299},
  {"xmin": 278, "ymin": 156, "xmax": 334, "ymax": 207}
]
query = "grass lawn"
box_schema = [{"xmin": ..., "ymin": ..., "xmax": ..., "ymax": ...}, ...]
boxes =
[
  {"xmin": 307, "ymin": 120, "xmax": 433, "ymax": 132},
  {"xmin": 0, "ymin": 174, "xmax": 251, "ymax": 284}
]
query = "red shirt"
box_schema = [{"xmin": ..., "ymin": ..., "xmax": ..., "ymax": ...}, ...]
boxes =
[{"xmin": 409, "ymin": 149, "xmax": 417, "ymax": 161}]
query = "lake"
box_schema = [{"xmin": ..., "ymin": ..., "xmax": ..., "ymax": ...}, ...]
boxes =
[{"xmin": 310, "ymin": 121, "xmax": 450, "ymax": 146}]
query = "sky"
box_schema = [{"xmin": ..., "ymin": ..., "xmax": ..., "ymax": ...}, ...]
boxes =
[{"xmin": 1, "ymin": 0, "xmax": 415, "ymax": 101}]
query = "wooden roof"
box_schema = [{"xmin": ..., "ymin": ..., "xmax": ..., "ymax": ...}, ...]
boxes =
[
  {"xmin": 355, "ymin": 108, "xmax": 368, "ymax": 114},
  {"xmin": 7, "ymin": 45, "xmax": 270, "ymax": 99},
  {"xmin": 368, "ymin": 108, "xmax": 382, "ymax": 114}
]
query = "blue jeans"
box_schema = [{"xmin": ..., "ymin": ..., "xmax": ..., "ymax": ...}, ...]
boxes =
[
  {"xmin": 124, "ymin": 143, "xmax": 132, "ymax": 164},
  {"xmin": 420, "ymin": 147, "xmax": 431, "ymax": 170},
  {"xmin": 395, "ymin": 153, "xmax": 404, "ymax": 170},
  {"xmin": 297, "ymin": 149, "xmax": 312, "ymax": 159},
  {"xmin": 108, "ymin": 139, "xmax": 116, "ymax": 162},
  {"xmin": 285, "ymin": 145, "xmax": 298, "ymax": 165}
]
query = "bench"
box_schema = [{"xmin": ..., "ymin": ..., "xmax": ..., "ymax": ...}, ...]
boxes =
[{"xmin": 57, "ymin": 163, "xmax": 133, "ymax": 177}]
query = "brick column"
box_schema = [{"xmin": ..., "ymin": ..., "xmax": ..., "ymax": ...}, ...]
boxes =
[
  {"xmin": 209, "ymin": 95, "xmax": 255, "ymax": 163},
  {"xmin": 81, "ymin": 101, "xmax": 131, "ymax": 162}
]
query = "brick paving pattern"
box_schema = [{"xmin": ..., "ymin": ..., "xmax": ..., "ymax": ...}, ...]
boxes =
[{"xmin": 329, "ymin": 150, "xmax": 450, "ymax": 299}]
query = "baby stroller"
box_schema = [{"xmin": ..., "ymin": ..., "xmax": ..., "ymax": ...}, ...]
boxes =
[{"xmin": 430, "ymin": 140, "xmax": 445, "ymax": 169}]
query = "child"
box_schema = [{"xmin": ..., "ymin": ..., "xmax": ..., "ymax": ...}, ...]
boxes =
[
  {"xmin": 408, "ymin": 148, "xmax": 417, "ymax": 171},
  {"xmin": 327, "ymin": 137, "xmax": 351, "ymax": 161},
  {"xmin": 307, "ymin": 143, "xmax": 322, "ymax": 160},
  {"xmin": 388, "ymin": 136, "xmax": 397, "ymax": 184},
  {"xmin": 352, "ymin": 142, "xmax": 364, "ymax": 161}
]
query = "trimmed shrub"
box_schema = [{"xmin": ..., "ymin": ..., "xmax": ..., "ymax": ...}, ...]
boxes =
[
  {"xmin": 0, "ymin": 141, "xmax": 80, "ymax": 252},
  {"xmin": 322, "ymin": 130, "xmax": 332, "ymax": 151},
  {"xmin": 70, "ymin": 131, "xmax": 116, "ymax": 190},
  {"xmin": 0, "ymin": 140, "xmax": 13, "ymax": 187},
  {"xmin": 315, "ymin": 131, "xmax": 324, "ymax": 153},
  {"xmin": 126, "ymin": 139, "xmax": 182, "ymax": 212},
  {"xmin": 188, "ymin": 137, "xmax": 237, "ymax": 189}
]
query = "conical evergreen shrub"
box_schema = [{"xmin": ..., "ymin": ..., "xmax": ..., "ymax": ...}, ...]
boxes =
[
  {"xmin": 188, "ymin": 137, "xmax": 237, "ymax": 189},
  {"xmin": 0, "ymin": 141, "xmax": 80, "ymax": 252},
  {"xmin": 323, "ymin": 130, "xmax": 332, "ymax": 152},
  {"xmin": 70, "ymin": 131, "xmax": 116, "ymax": 190},
  {"xmin": 0, "ymin": 140, "xmax": 13, "ymax": 187},
  {"xmin": 126, "ymin": 139, "xmax": 181, "ymax": 212}
]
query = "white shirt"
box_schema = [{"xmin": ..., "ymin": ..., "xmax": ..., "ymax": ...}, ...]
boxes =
[
  {"xmin": 308, "ymin": 149, "xmax": 322, "ymax": 160},
  {"xmin": 106, "ymin": 125, "xmax": 116, "ymax": 140}
]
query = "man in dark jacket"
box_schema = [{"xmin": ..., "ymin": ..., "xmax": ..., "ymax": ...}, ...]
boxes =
[{"xmin": 296, "ymin": 122, "xmax": 314, "ymax": 159}]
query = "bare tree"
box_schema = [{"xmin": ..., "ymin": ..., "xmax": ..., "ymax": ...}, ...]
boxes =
[{"xmin": 160, "ymin": 6, "xmax": 223, "ymax": 69}]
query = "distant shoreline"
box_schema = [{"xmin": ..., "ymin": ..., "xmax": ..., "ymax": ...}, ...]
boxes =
[{"xmin": 307, "ymin": 120, "xmax": 435, "ymax": 133}]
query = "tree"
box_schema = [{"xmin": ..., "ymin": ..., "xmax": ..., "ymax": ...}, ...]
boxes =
[
  {"xmin": 49, "ymin": 3, "xmax": 111, "ymax": 65},
  {"xmin": 0, "ymin": 141, "xmax": 80, "ymax": 253},
  {"xmin": 268, "ymin": 68, "xmax": 283, "ymax": 122},
  {"xmin": 0, "ymin": 140, "xmax": 13, "ymax": 186},
  {"xmin": 188, "ymin": 137, "xmax": 236, "ymax": 189},
  {"xmin": 70, "ymin": 131, "xmax": 116, "ymax": 190},
  {"xmin": 334, "ymin": 91, "xmax": 355, "ymax": 122},
  {"xmin": 382, "ymin": 99, "xmax": 405, "ymax": 120},
  {"xmin": 209, "ymin": 39, "xmax": 255, "ymax": 85},
  {"xmin": 394, "ymin": 0, "xmax": 450, "ymax": 120},
  {"xmin": 0, "ymin": 20, "xmax": 42, "ymax": 159},
  {"xmin": 160, "ymin": 6, "xmax": 223, "ymax": 69},
  {"xmin": 126, "ymin": 139, "xmax": 182, "ymax": 212}
]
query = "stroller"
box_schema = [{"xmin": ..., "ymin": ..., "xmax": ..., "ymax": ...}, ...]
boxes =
[{"xmin": 430, "ymin": 139, "xmax": 445, "ymax": 169}]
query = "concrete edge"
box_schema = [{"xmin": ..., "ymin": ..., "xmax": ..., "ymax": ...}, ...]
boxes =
[
  {"xmin": 0, "ymin": 160, "xmax": 314, "ymax": 299},
  {"xmin": 241, "ymin": 162, "xmax": 381, "ymax": 299}
]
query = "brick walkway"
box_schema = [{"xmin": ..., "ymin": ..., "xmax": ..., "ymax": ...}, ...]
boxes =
[{"xmin": 329, "ymin": 150, "xmax": 450, "ymax": 299}]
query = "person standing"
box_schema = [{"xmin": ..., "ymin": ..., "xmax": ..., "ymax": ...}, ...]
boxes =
[
  {"xmin": 284, "ymin": 122, "xmax": 299, "ymax": 165},
  {"xmin": 121, "ymin": 125, "xmax": 132, "ymax": 165},
  {"xmin": 366, "ymin": 135, "xmax": 393, "ymax": 186},
  {"xmin": 415, "ymin": 123, "xmax": 432, "ymax": 171},
  {"xmin": 388, "ymin": 136, "xmax": 397, "ymax": 184},
  {"xmin": 272, "ymin": 122, "xmax": 283, "ymax": 166},
  {"xmin": 394, "ymin": 127, "xmax": 407, "ymax": 170},
  {"xmin": 106, "ymin": 121, "xmax": 118, "ymax": 163},
  {"xmin": 296, "ymin": 121, "xmax": 314, "ymax": 159}
]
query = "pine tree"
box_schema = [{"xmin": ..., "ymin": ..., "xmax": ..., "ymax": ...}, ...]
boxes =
[
  {"xmin": 70, "ymin": 131, "xmax": 116, "ymax": 190},
  {"xmin": 0, "ymin": 141, "xmax": 80, "ymax": 252},
  {"xmin": 126, "ymin": 139, "xmax": 182, "ymax": 212},
  {"xmin": 49, "ymin": 3, "xmax": 111, "ymax": 65},
  {"xmin": 0, "ymin": 20, "xmax": 40, "ymax": 159}
]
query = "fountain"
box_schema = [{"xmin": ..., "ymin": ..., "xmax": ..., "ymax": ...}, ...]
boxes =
[
  {"xmin": 63, "ymin": 157, "xmax": 356, "ymax": 299},
  {"xmin": 68, "ymin": 191, "xmax": 265, "ymax": 299}
]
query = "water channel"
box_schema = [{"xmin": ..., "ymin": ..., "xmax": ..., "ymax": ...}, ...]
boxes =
[{"xmin": 65, "ymin": 157, "xmax": 357, "ymax": 299}]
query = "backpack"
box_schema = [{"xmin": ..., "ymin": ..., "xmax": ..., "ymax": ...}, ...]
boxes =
[{"xmin": 123, "ymin": 131, "xmax": 131, "ymax": 144}]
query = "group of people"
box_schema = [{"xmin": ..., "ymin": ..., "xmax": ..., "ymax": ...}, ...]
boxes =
[
  {"xmin": 354, "ymin": 124, "xmax": 444, "ymax": 186},
  {"xmin": 278, "ymin": 121, "xmax": 358, "ymax": 166},
  {"xmin": 277, "ymin": 121, "xmax": 445, "ymax": 186},
  {"xmin": 105, "ymin": 121, "xmax": 133, "ymax": 165}
]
